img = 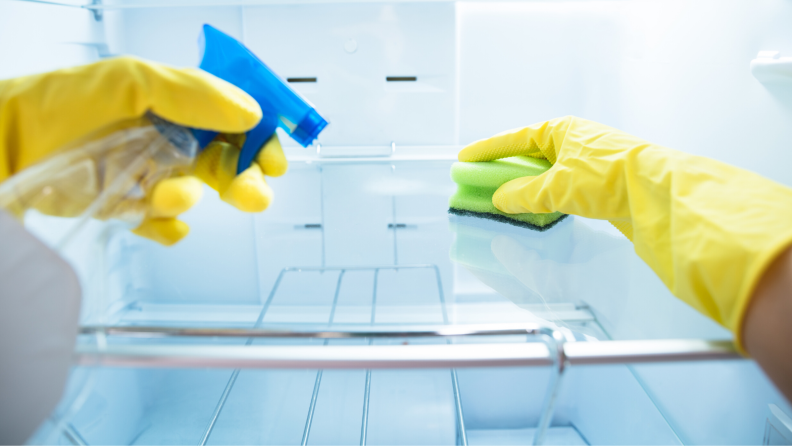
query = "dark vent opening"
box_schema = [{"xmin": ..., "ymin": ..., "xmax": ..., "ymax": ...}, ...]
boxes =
[
  {"xmin": 386, "ymin": 76, "xmax": 417, "ymax": 82},
  {"xmin": 287, "ymin": 77, "xmax": 317, "ymax": 83}
]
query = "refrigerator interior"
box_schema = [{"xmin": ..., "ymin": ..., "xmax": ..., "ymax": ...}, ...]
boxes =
[{"xmin": 4, "ymin": 0, "xmax": 792, "ymax": 444}]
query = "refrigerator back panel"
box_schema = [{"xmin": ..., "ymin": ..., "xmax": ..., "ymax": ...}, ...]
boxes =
[{"xmin": 117, "ymin": 3, "xmax": 457, "ymax": 149}]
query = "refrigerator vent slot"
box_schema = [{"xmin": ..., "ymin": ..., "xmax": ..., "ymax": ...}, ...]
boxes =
[
  {"xmin": 288, "ymin": 77, "xmax": 318, "ymax": 83},
  {"xmin": 295, "ymin": 223, "xmax": 323, "ymax": 229}
]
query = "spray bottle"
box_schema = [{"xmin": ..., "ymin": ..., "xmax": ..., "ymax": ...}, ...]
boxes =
[
  {"xmin": 193, "ymin": 24, "xmax": 328, "ymax": 173},
  {"xmin": 0, "ymin": 25, "xmax": 328, "ymax": 250}
]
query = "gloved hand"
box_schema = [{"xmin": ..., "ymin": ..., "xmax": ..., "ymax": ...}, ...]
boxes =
[
  {"xmin": 0, "ymin": 56, "xmax": 287, "ymax": 246},
  {"xmin": 193, "ymin": 131, "xmax": 287, "ymax": 213},
  {"xmin": 458, "ymin": 116, "xmax": 792, "ymax": 351}
]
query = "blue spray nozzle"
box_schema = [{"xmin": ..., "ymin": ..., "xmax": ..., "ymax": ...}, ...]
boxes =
[{"xmin": 194, "ymin": 24, "xmax": 329, "ymax": 173}]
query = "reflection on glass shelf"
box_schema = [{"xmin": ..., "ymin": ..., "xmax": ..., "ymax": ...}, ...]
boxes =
[{"xmin": 448, "ymin": 212, "xmax": 731, "ymax": 342}]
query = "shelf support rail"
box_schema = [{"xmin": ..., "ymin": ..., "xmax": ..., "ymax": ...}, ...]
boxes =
[
  {"xmin": 301, "ymin": 269, "xmax": 346, "ymax": 446},
  {"xmin": 450, "ymin": 369, "xmax": 468, "ymax": 446},
  {"xmin": 431, "ymin": 262, "xmax": 468, "ymax": 446},
  {"xmin": 532, "ymin": 328, "xmax": 567, "ymax": 446},
  {"xmin": 360, "ymin": 269, "xmax": 379, "ymax": 446},
  {"xmin": 199, "ymin": 267, "xmax": 289, "ymax": 446}
]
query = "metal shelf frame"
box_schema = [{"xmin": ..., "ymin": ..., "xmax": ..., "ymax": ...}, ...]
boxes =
[
  {"xmin": 72, "ymin": 264, "xmax": 741, "ymax": 446},
  {"xmin": 75, "ymin": 328, "xmax": 739, "ymax": 446},
  {"xmin": 75, "ymin": 332, "xmax": 740, "ymax": 369}
]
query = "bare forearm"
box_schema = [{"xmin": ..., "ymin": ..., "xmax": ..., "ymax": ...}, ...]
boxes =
[{"xmin": 743, "ymin": 244, "xmax": 792, "ymax": 401}]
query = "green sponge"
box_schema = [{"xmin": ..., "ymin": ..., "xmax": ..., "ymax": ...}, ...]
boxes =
[{"xmin": 449, "ymin": 156, "xmax": 567, "ymax": 231}]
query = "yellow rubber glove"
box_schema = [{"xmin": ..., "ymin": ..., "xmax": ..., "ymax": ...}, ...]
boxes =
[
  {"xmin": 0, "ymin": 56, "xmax": 281, "ymax": 245},
  {"xmin": 193, "ymin": 132, "xmax": 287, "ymax": 213},
  {"xmin": 459, "ymin": 116, "xmax": 792, "ymax": 351}
]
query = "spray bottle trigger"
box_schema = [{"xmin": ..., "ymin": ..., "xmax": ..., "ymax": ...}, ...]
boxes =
[
  {"xmin": 191, "ymin": 129, "xmax": 218, "ymax": 149},
  {"xmin": 236, "ymin": 115, "xmax": 278, "ymax": 174}
]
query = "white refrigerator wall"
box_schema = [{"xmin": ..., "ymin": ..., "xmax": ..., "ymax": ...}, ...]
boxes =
[
  {"xmin": 113, "ymin": 3, "xmax": 457, "ymax": 148},
  {"xmin": 457, "ymin": 0, "xmax": 792, "ymax": 187},
  {"xmin": 92, "ymin": 0, "xmax": 792, "ymax": 308},
  {"xmin": 7, "ymin": 1, "xmax": 792, "ymax": 177},
  {"xmin": 0, "ymin": 1, "xmax": 101, "ymax": 79}
]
